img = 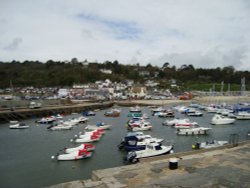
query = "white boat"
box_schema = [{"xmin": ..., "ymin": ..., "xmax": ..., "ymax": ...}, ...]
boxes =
[
  {"xmin": 235, "ymin": 111, "xmax": 250, "ymax": 120},
  {"xmin": 77, "ymin": 116, "xmax": 89, "ymax": 123},
  {"xmin": 130, "ymin": 106, "xmax": 141, "ymax": 113},
  {"xmin": 206, "ymin": 106, "xmax": 218, "ymax": 113},
  {"xmin": 74, "ymin": 134, "xmax": 101, "ymax": 143},
  {"xmin": 51, "ymin": 149, "xmax": 92, "ymax": 161},
  {"xmin": 64, "ymin": 143, "xmax": 95, "ymax": 153},
  {"xmin": 47, "ymin": 123, "xmax": 73, "ymax": 130},
  {"xmin": 174, "ymin": 119, "xmax": 198, "ymax": 129},
  {"xmin": 125, "ymin": 143, "xmax": 173, "ymax": 163},
  {"xmin": 78, "ymin": 129, "xmax": 105, "ymax": 139},
  {"xmin": 177, "ymin": 127, "xmax": 211, "ymax": 135},
  {"xmin": 192, "ymin": 140, "xmax": 228, "ymax": 149},
  {"xmin": 186, "ymin": 110, "xmax": 203, "ymax": 117},
  {"xmin": 128, "ymin": 121, "xmax": 152, "ymax": 131},
  {"xmin": 9, "ymin": 121, "xmax": 29, "ymax": 129},
  {"xmin": 85, "ymin": 122, "xmax": 112, "ymax": 130},
  {"xmin": 211, "ymin": 114, "xmax": 235, "ymax": 125},
  {"xmin": 162, "ymin": 118, "xmax": 180, "ymax": 126},
  {"xmin": 37, "ymin": 116, "xmax": 56, "ymax": 124}
]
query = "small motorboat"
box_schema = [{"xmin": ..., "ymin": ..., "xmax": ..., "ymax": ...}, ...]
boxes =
[
  {"xmin": 64, "ymin": 143, "xmax": 95, "ymax": 153},
  {"xmin": 85, "ymin": 122, "xmax": 112, "ymax": 130},
  {"xmin": 77, "ymin": 116, "xmax": 89, "ymax": 123},
  {"xmin": 127, "ymin": 112, "xmax": 143, "ymax": 117},
  {"xmin": 128, "ymin": 121, "xmax": 152, "ymax": 132},
  {"xmin": 125, "ymin": 143, "xmax": 174, "ymax": 163},
  {"xmin": 186, "ymin": 110, "xmax": 203, "ymax": 117},
  {"xmin": 51, "ymin": 149, "xmax": 92, "ymax": 161},
  {"xmin": 192, "ymin": 140, "xmax": 228, "ymax": 149},
  {"xmin": 37, "ymin": 116, "xmax": 56, "ymax": 124},
  {"xmin": 9, "ymin": 121, "xmax": 29, "ymax": 129},
  {"xmin": 174, "ymin": 119, "xmax": 199, "ymax": 129},
  {"xmin": 78, "ymin": 129, "xmax": 105, "ymax": 139},
  {"xmin": 118, "ymin": 133, "xmax": 164, "ymax": 151},
  {"xmin": 73, "ymin": 134, "xmax": 101, "ymax": 143},
  {"xmin": 47, "ymin": 123, "xmax": 73, "ymax": 131},
  {"xmin": 158, "ymin": 110, "xmax": 175, "ymax": 118},
  {"xmin": 162, "ymin": 118, "xmax": 180, "ymax": 126},
  {"xmin": 129, "ymin": 106, "xmax": 141, "ymax": 113},
  {"xmin": 211, "ymin": 114, "xmax": 235, "ymax": 125},
  {"xmin": 104, "ymin": 109, "xmax": 120, "ymax": 117},
  {"xmin": 235, "ymin": 111, "xmax": 250, "ymax": 120},
  {"xmin": 82, "ymin": 111, "xmax": 95, "ymax": 116},
  {"xmin": 177, "ymin": 127, "xmax": 211, "ymax": 135}
]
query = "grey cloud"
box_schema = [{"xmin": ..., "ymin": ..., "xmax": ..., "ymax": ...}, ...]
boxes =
[{"xmin": 4, "ymin": 38, "xmax": 23, "ymax": 50}]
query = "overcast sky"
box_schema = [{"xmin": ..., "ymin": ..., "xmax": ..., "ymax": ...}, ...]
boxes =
[{"xmin": 1, "ymin": 0, "xmax": 250, "ymax": 70}]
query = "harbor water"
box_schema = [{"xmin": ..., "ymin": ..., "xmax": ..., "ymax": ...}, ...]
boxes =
[{"xmin": 0, "ymin": 106, "xmax": 250, "ymax": 188}]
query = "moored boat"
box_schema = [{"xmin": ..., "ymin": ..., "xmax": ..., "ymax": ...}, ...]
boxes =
[
  {"xmin": 192, "ymin": 140, "xmax": 228, "ymax": 149},
  {"xmin": 104, "ymin": 109, "xmax": 120, "ymax": 117},
  {"xmin": 64, "ymin": 143, "xmax": 95, "ymax": 153},
  {"xmin": 125, "ymin": 143, "xmax": 174, "ymax": 163},
  {"xmin": 9, "ymin": 121, "xmax": 29, "ymax": 129},
  {"xmin": 211, "ymin": 114, "xmax": 235, "ymax": 125},
  {"xmin": 235, "ymin": 111, "xmax": 250, "ymax": 120},
  {"xmin": 85, "ymin": 122, "xmax": 112, "ymax": 130},
  {"xmin": 177, "ymin": 127, "xmax": 211, "ymax": 135},
  {"xmin": 51, "ymin": 149, "xmax": 92, "ymax": 161}
]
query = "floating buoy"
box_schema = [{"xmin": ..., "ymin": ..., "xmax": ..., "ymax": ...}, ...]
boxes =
[
  {"xmin": 51, "ymin": 156, "xmax": 55, "ymax": 160},
  {"xmin": 70, "ymin": 139, "xmax": 74, "ymax": 142}
]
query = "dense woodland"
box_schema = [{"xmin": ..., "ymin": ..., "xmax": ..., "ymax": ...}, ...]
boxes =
[{"xmin": 0, "ymin": 60, "xmax": 249, "ymax": 91}]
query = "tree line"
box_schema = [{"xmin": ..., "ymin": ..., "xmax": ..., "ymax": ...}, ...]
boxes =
[{"xmin": 0, "ymin": 60, "xmax": 249, "ymax": 91}]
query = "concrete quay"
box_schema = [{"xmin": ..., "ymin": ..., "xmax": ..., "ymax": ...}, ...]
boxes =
[{"xmin": 47, "ymin": 141, "xmax": 250, "ymax": 188}]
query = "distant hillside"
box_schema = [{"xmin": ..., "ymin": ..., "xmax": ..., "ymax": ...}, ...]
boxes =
[{"xmin": 0, "ymin": 60, "xmax": 249, "ymax": 91}]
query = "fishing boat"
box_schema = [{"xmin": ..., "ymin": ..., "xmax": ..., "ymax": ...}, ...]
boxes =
[
  {"xmin": 211, "ymin": 114, "xmax": 235, "ymax": 125},
  {"xmin": 125, "ymin": 143, "xmax": 174, "ymax": 163},
  {"xmin": 51, "ymin": 149, "xmax": 92, "ymax": 161},
  {"xmin": 118, "ymin": 133, "xmax": 164, "ymax": 151},
  {"xmin": 192, "ymin": 140, "xmax": 228, "ymax": 149},
  {"xmin": 9, "ymin": 121, "xmax": 29, "ymax": 129},
  {"xmin": 64, "ymin": 143, "xmax": 95, "ymax": 153},
  {"xmin": 177, "ymin": 127, "xmax": 211, "ymax": 135},
  {"xmin": 85, "ymin": 122, "xmax": 112, "ymax": 130}
]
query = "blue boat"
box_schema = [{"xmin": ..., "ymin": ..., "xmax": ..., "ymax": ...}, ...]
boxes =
[
  {"xmin": 82, "ymin": 111, "xmax": 95, "ymax": 116},
  {"xmin": 118, "ymin": 135, "xmax": 146, "ymax": 151}
]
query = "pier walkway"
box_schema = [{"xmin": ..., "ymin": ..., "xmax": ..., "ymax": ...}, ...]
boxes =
[{"xmin": 48, "ymin": 141, "xmax": 250, "ymax": 188}]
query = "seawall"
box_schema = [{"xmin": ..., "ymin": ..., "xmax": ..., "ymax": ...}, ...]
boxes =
[
  {"xmin": 0, "ymin": 102, "xmax": 114, "ymax": 122},
  {"xmin": 47, "ymin": 140, "xmax": 250, "ymax": 188}
]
